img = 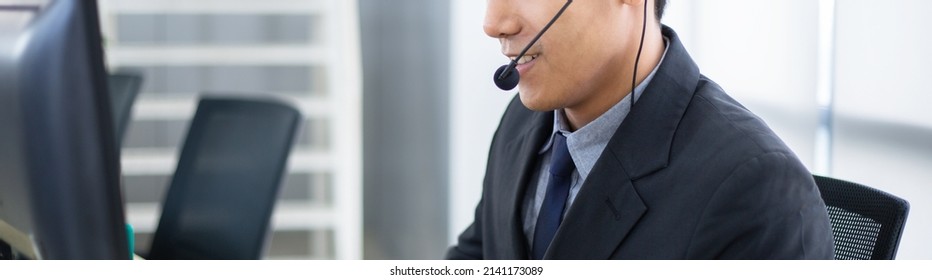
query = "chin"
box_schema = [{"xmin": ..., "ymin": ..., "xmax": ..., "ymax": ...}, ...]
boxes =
[{"xmin": 518, "ymin": 89, "xmax": 560, "ymax": 112}]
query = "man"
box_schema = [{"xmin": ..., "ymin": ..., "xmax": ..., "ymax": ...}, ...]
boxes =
[{"xmin": 446, "ymin": 0, "xmax": 835, "ymax": 259}]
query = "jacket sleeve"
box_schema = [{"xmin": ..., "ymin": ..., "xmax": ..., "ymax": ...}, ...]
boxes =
[{"xmin": 687, "ymin": 151, "xmax": 835, "ymax": 259}]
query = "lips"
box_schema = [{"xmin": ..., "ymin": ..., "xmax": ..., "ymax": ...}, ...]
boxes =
[{"xmin": 510, "ymin": 54, "xmax": 539, "ymax": 65}]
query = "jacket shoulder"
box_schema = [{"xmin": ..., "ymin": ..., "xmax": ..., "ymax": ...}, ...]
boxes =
[{"xmin": 686, "ymin": 76, "xmax": 794, "ymax": 157}]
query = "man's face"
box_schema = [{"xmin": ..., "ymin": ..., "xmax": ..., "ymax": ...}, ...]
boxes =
[{"xmin": 484, "ymin": 0, "xmax": 638, "ymax": 112}]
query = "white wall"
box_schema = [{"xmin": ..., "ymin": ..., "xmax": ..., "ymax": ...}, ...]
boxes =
[
  {"xmin": 447, "ymin": 0, "xmax": 513, "ymax": 244},
  {"xmin": 831, "ymin": 0, "xmax": 932, "ymax": 260}
]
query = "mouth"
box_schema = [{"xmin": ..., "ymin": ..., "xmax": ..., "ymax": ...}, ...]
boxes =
[{"xmin": 509, "ymin": 54, "xmax": 540, "ymax": 65}]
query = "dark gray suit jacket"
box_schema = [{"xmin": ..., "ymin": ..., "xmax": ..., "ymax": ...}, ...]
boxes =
[{"xmin": 446, "ymin": 26, "xmax": 834, "ymax": 259}]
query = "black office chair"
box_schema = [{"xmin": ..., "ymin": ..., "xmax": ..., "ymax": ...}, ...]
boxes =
[
  {"xmin": 147, "ymin": 97, "xmax": 302, "ymax": 260},
  {"xmin": 813, "ymin": 175, "xmax": 910, "ymax": 260},
  {"xmin": 107, "ymin": 71, "xmax": 143, "ymax": 145}
]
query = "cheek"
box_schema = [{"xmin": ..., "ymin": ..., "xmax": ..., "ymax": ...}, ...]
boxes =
[{"xmin": 545, "ymin": 44, "xmax": 599, "ymax": 90}]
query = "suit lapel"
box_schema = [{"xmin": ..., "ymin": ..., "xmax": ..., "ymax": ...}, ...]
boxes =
[
  {"xmin": 545, "ymin": 151, "xmax": 647, "ymax": 259},
  {"xmin": 497, "ymin": 108, "xmax": 552, "ymax": 259},
  {"xmin": 543, "ymin": 26, "xmax": 701, "ymax": 259}
]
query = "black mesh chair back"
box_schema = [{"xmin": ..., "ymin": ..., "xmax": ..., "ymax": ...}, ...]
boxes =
[
  {"xmin": 147, "ymin": 97, "xmax": 302, "ymax": 260},
  {"xmin": 814, "ymin": 175, "xmax": 910, "ymax": 260},
  {"xmin": 106, "ymin": 71, "xmax": 143, "ymax": 145}
]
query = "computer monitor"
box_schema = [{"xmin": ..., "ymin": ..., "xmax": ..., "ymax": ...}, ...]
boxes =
[{"xmin": 0, "ymin": 0, "xmax": 128, "ymax": 259}]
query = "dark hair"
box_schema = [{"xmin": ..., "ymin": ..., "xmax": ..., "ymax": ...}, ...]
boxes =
[{"xmin": 655, "ymin": 0, "xmax": 667, "ymax": 20}]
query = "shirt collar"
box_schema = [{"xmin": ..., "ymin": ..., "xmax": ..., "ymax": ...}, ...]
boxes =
[{"xmin": 539, "ymin": 37, "xmax": 670, "ymax": 180}]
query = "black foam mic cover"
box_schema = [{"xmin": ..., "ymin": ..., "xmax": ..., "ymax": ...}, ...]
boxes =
[{"xmin": 494, "ymin": 64, "xmax": 520, "ymax": 91}]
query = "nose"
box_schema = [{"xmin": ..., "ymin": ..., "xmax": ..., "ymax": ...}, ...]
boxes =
[{"xmin": 483, "ymin": 0, "xmax": 521, "ymax": 40}]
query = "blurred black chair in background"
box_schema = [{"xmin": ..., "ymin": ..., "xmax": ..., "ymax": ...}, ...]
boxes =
[
  {"xmin": 146, "ymin": 96, "xmax": 302, "ymax": 260},
  {"xmin": 107, "ymin": 71, "xmax": 143, "ymax": 146}
]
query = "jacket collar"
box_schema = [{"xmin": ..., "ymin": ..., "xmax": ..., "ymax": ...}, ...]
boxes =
[{"xmin": 539, "ymin": 25, "xmax": 701, "ymax": 259}]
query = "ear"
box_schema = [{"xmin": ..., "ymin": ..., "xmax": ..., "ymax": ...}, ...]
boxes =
[{"xmin": 618, "ymin": 0, "xmax": 656, "ymax": 22}]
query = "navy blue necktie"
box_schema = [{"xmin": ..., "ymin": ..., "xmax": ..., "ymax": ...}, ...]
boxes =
[{"xmin": 532, "ymin": 133, "xmax": 575, "ymax": 259}]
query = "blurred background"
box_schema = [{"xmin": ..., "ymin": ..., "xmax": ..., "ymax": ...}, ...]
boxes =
[{"xmin": 96, "ymin": 0, "xmax": 930, "ymax": 259}]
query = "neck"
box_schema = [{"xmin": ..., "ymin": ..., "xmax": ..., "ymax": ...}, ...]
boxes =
[{"xmin": 564, "ymin": 24, "xmax": 664, "ymax": 131}]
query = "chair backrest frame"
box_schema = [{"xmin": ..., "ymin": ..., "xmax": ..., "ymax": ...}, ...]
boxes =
[{"xmin": 814, "ymin": 175, "xmax": 909, "ymax": 260}]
